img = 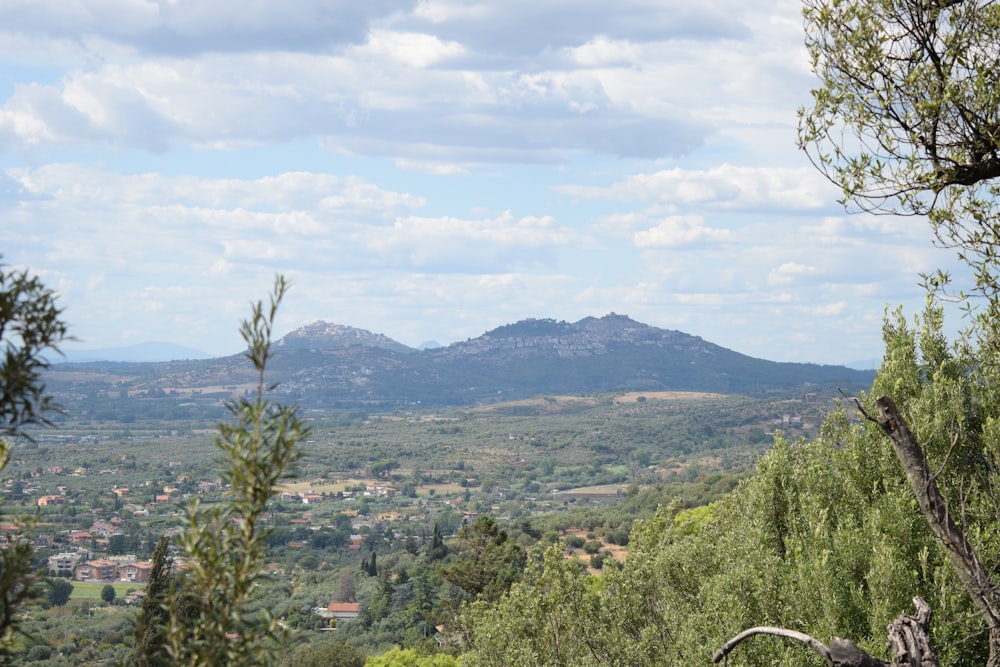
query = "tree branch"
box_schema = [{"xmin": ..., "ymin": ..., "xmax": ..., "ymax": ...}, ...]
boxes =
[
  {"xmin": 712, "ymin": 626, "xmax": 890, "ymax": 666},
  {"xmin": 873, "ymin": 396, "xmax": 1000, "ymax": 632},
  {"xmin": 712, "ymin": 627, "xmax": 835, "ymax": 665},
  {"xmin": 713, "ymin": 598, "xmax": 941, "ymax": 666}
]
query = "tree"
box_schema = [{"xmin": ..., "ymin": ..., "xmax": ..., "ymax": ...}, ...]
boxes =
[
  {"xmin": 101, "ymin": 584, "xmax": 116, "ymax": 605},
  {"xmin": 461, "ymin": 545, "xmax": 660, "ymax": 666},
  {"xmin": 287, "ymin": 639, "xmax": 365, "ymax": 667},
  {"xmin": 163, "ymin": 275, "xmax": 309, "ymax": 666},
  {"xmin": 798, "ymin": 0, "xmax": 1000, "ymax": 299},
  {"xmin": 46, "ymin": 579, "xmax": 73, "ymax": 608},
  {"xmin": 710, "ymin": 305, "xmax": 1000, "ymax": 666},
  {"xmin": 424, "ymin": 523, "xmax": 448, "ymax": 562},
  {"xmin": 363, "ymin": 647, "xmax": 460, "ymax": 667},
  {"xmin": 799, "ymin": 0, "xmax": 1000, "ymax": 295},
  {"xmin": 0, "ymin": 263, "xmax": 68, "ymax": 654},
  {"xmin": 336, "ymin": 568, "xmax": 358, "ymax": 603},
  {"xmin": 439, "ymin": 516, "xmax": 525, "ymax": 604},
  {"xmin": 784, "ymin": 0, "xmax": 1000, "ymax": 663},
  {"xmin": 0, "ymin": 263, "xmax": 69, "ymax": 437},
  {"xmin": 131, "ymin": 535, "xmax": 174, "ymax": 667}
]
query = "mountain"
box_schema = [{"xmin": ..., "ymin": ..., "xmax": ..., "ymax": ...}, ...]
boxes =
[
  {"xmin": 44, "ymin": 314, "xmax": 875, "ymax": 416},
  {"xmin": 276, "ymin": 321, "xmax": 414, "ymax": 354}
]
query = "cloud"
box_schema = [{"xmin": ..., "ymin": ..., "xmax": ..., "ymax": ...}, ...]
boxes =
[
  {"xmin": 633, "ymin": 216, "xmax": 731, "ymax": 248},
  {"xmin": 0, "ymin": 46, "xmax": 709, "ymax": 160},
  {"xmin": 7, "ymin": 165, "xmax": 424, "ymax": 214},
  {"xmin": 557, "ymin": 164, "xmax": 838, "ymax": 212},
  {"xmin": 810, "ymin": 301, "xmax": 847, "ymax": 316},
  {"xmin": 2, "ymin": 165, "xmax": 586, "ymax": 280},
  {"xmin": 0, "ymin": 0, "xmax": 810, "ymax": 165},
  {"xmin": 767, "ymin": 261, "xmax": 819, "ymax": 286},
  {"xmin": 0, "ymin": 1, "xmax": 417, "ymax": 55},
  {"xmin": 403, "ymin": 0, "xmax": 750, "ymax": 59},
  {"xmin": 0, "ymin": 0, "xmax": 971, "ymax": 367},
  {"xmin": 366, "ymin": 211, "xmax": 583, "ymax": 272}
]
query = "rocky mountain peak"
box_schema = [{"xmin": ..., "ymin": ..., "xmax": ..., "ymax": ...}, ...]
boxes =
[{"xmin": 277, "ymin": 321, "xmax": 414, "ymax": 353}]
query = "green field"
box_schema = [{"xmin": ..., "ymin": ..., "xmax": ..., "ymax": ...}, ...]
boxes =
[{"xmin": 69, "ymin": 580, "xmax": 144, "ymax": 601}]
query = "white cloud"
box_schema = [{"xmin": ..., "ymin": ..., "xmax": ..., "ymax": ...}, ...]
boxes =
[
  {"xmin": 361, "ymin": 30, "xmax": 466, "ymax": 67},
  {"xmin": 768, "ymin": 261, "xmax": 819, "ymax": 286},
  {"xmin": 564, "ymin": 37, "xmax": 642, "ymax": 67},
  {"xmin": 811, "ymin": 301, "xmax": 847, "ymax": 317},
  {"xmin": 558, "ymin": 164, "xmax": 838, "ymax": 212},
  {"xmin": 367, "ymin": 211, "xmax": 581, "ymax": 272},
  {"xmin": 633, "ymin": 216, "xmax": 731, "ymax": 248},
  {"xmin": 0, "ymin": 0, "xmax": 415, "ymax": 55}
]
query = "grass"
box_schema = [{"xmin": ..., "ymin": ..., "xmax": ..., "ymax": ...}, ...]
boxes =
[{"xmin": 69, "ymin": 580, "xmax": 143, "ymax": 601}]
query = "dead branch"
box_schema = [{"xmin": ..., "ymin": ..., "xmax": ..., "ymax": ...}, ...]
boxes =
[
  {"xmin": 873, "ymin": 397, "xmax": 1000, "ymax": 633},
  {"xmin": 713, "ymin": 598, "xmax": 938, "ymax": 666},
  {"xmin": 711, "ymin": 626, "xmax": 888, "ymax": 666},
  {"xmin": 885, "ymin": 597, "xmax": 938, "ymax": 667},
  {"xmin": 712, "ymin": 627, "xmax": 835, "ymax": 665}
]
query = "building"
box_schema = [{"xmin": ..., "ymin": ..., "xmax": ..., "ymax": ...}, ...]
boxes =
[
  {"xmin": 48, "ymin": 551, "xmax": 86, "ymax": 578},
  {"xmin": 68, "ymin": 530, "xmax": 92, "ymax": 547},
  {"xmin": 74, "ymin": 559, "xmax": 118, "ymax": 582},
  {"xmin": 73, "ymin": 556, "xmax": 153, "ymax": 582},
  {"xmin": 327, "ymin": 602, "xmax": 360, "ymax": 621},
  {"xmin": 119, "ymin": 561, "xmax": 152, "ymax": 583}
]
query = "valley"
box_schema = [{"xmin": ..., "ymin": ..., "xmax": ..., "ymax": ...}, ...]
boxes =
[{"xmin": 9, "ymin": 381, "xmax": 851, "ymax": 663}]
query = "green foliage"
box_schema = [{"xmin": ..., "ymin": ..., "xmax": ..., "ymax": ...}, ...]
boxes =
[
  {"xmin": 363, "ymin": 647, "xmax": 460, "ymax": 667},
  {"xmin": 0, "ymin": 264, "xmax": 67, "ymax": 656},
  {"xmin": 287, "ymin": 638, "xmax": 365, "ymax": 667},
  {"xmin": 163, "ymin": 276, "xmax": 309, "ymax": 666},
  {"xmin": 425, "ymin": 524, "xmax": 448, "ymax": 562},
  {"xmin": 46, "ymin": 579, "xmax": 73, "ymax": 608},
  {"xmin": 0, "ymin": 263, "xmax": 69, "ymax": 438},
  {"xmin": 462, "ymin": 545, "xmax": 659, "ymax": 666},
  {"xmin": 362, "ymin": 551, "xmax": 378, "ymax": 577},
  {"xmin": 799, "ymin": 0, "xmax": 1000, "ymax": 300},
  {"xmin": 130, "ymin": 536, "xmax": 173, "ymax": 667},
  {"xmin": 100, "ymin": 584, "xmax": 115, "ymax": 605},
  {"xmin": 439, "ymin": 516, "xmax": 526, "ymax": 604}
]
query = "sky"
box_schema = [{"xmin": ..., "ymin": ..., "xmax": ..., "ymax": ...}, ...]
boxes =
[{"xmin": 0, "ymin": 0, "xmax": 971, "ymax": 365}]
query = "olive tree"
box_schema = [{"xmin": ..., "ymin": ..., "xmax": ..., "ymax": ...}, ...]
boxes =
[
  {"xmin": 0, "ymin": 264, "xmax": 67, "ymax": 654},
  {"xmin": 162, "ymin": 275, "xmax": 309, "ymax": 666},
  {"xmin": 744, "ymin": 1, "xmax": 1000, "ymax": 664},
  {"xmin": 798, "ymin": 0, "xmax": 1000, "ymax": 299}
]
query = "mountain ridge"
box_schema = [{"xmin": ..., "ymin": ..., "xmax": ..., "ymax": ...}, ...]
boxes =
[{"xmin": 45, "ymin": 314, "xmax": 875, "ymax": 415}]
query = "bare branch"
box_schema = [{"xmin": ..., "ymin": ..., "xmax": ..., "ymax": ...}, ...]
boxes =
[{"xmin": 712, "ymin": 627, "xmax": 834, "ymax": 665}]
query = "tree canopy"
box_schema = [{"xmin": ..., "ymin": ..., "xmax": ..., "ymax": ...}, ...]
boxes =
[
  {"xmin": 799, "ymin": 0, "xmax": 1000, "ymax": 297},
  {"xmin": 0, "ymin": 263, "xmax": 67, "ymax": 655},
  {"xmin": 160, "ymin": 276, "xmax": 309, "ymax": 666}
]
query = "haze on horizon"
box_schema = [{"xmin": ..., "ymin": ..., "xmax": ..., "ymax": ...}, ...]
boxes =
[{"xmin": 0, "ymin": 0, "xmax": 969, "ymax": 367}]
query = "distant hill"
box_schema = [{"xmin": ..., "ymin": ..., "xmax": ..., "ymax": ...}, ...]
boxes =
[
  {"xmin": 276, "ymin": 321, "xmax": 414, "ymax": 354},
  {"xmin": 44, "ymin": 314, "xmax": 875, "ymax": 416}
]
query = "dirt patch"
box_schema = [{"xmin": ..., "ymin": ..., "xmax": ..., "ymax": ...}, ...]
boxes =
[
  {"xmin": 562, "ymin": 528, "xmax": 629, "ymax": 572},
  {"xmin": 614, "ymin": 391, "xmax": 726, "ymax": 403},
  {"xmin": 466, "ymin": 395, "xmax": 600, "ymax": 412}
]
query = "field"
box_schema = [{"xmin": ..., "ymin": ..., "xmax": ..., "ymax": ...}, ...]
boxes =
[{"xmin": 69, "ymin": 581, "xmax": 143, "ymax": 601}]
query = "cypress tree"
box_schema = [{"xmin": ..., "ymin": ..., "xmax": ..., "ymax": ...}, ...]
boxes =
[{"xmin": 130, "ymin": 536, "xmax": 172, "ymax": 667}]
